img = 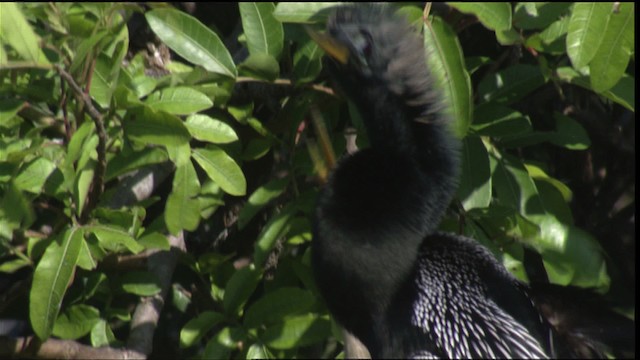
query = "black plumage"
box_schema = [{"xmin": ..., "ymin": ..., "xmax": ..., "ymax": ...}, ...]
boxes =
[{"xmin": 310, "ymin": 5, "xmax": 552, "ymax": 358}]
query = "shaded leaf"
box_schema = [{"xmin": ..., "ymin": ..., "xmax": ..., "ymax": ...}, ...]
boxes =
[
  {"xmin": 123, "ymin": 106, "xmax": 191, "ymax": 147},
  {"xmin": 458, "ymin": 137, "xmax": 491, "ymax": 210},
  {"xmin": 223, "ymin": 266, "xmax": 262, "ymax": 316},
  {"xmin": 238, "ymin": 178, "xmax": 289, "ymax": 229},
  {"xmin": 449, "ymin": 2, "xmax": 512, "ymax": 31},
  {"xmin": 119, "ymin": 271, "xmax": 162, "ymax": 296},
  {"xmin": 165, "ymin": 161, "xmax": 201, "ymax": 234},
  {"xmin": 262, "ymin": 314, "xmax": 331, "ymax": 349},
  {"xmin": 244, "ymin": 287, "xmax": 314, "ymax": 328},
  {"xmin": 180, "ymin": 311, "xmax": 224, "ymax": 348},
  {"xmin": 478, "ymin": 64, "xmax": 546, "ymax": 105},
  {"xmin": 52, "ymin": 304, "xmax": 100, "ymax": 340}
]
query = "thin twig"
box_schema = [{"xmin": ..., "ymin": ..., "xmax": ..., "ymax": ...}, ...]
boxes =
[{"xmin": 54, "ymin": 64, "xmax": 107, "ymax": 223}]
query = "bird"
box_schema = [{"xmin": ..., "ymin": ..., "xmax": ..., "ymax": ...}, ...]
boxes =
[{"xmin": 309, "ymin": 4, "xmax": 554, "ymax": 358}]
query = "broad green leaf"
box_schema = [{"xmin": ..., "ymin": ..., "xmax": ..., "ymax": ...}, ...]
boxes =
[
  {"xmin": 536, "ymin": 17, "xmax": 570, "ymax": 54},
  {"xmin": 52, "ymin": 304, "xmax": 100, "ymax": 340},
  {"xmin": 471, "ymin": 104, "xmax": 532, "ymax": 138},
  {"xmin": 449, "ymin": 2, "xmax": 512, "ymax": 31},
  {"xmin": 105, "ymin": 147, "xmax": 169, "ymax": 182},
  {"xmin": 513, "ymin": 2, "xmax": 572, "ymax": 30},
  {"xmin": 203, "ymin": 327, "xmax": 246, "ymax": 360},
  {"xmin": 238, "ymin": 178, "xmax": 289, "ymax": 229},
  {"xmin": 119, "ymin": 271, "xmax": 162, "ymax": 296},
  {"xmin": 223, "ymin": 266, "xmax": 262, "ymax": 316},
  {"xmin": 254, "ymin": 206, "xmax": 295, "ymax": 266},
  {"xmin": 138, "ymin": 232, "xmax": 170, "ymax": 250},
  {"xmin": 0, "ymin": 3, "xmax": 50, "ymax": 65},
  {"xmin": 262, "ymin": 314, "xmax": 331, "ymax": 349},
  {"xmin": 239, "ymin": 3, "xmax": 284, "ymax": 59},
  {"xmin": 123, "ymin": 106, "xmax": 191, "ymax": 147},
  {"xmin": 458, "ymin": 137, "xmax": 491, "ymax": 210},
  {"xmin": 146, "ymin": 9, "xmax": 236, "ymax": 77},
  {"xmin": 548, "ymin": 112, "xmax": 590, "ymax": 150},
  {"xmin": 88, "ymin": 224, "xmax": 144, "ymax": 254},
  {"xmin": 0, "ymin": 99, "xmax": 25, "ymax": 126},
  {"xmin": 145, "ymin": 87, "xmax": 213, "ymax": 115},
  {"xmin": 492, "ymin": 153, "xmax": 547, "ymax": 220},
  {"xmin": 244, "ymin": 287, "xmax": 314, "ymax": 328},
  {"xmin": 590, "ymin": 3, "xmax": 634, "ymax": 92},
  {"xmin": 180, "ymin": 311, "xmax": 224, "ymax": 348},
  {"xmin": 566, "ymin": 2, "xmax": 611, "ymax": 69},
  {"xmin": 90, "ymin": 52, "xmax": 120, "ymax": 108},
  {"xmin": 556, "ymin": 67, "xmax": 635, "ymax": 111},
  {"xmin": 273, "ymin": 3, "xmax": 338, "ymax": 24},
  {"xmin": 542, "ymin": 225, "xmax": 609, "ymax": 289},
  {"xmin": 185, "ymin": 114, "xmax": 238, "ymax": 144},
  {"xmin": 238, "ymin": 52, "xmax": 280, "ymax": 82},
  {"xmin": 246, "ymin": 343, "xmax": 273, "ymax": 359},
  {"xmin": 76, "ymin": 238, "xmax": 97, "ymax": 270},
  {"xmin": 478, "ymin": 64, "xmax": 545, "ymax": 105},
  {"xmin": 165, "ymin": 161, "xmax": 201, "ymax": 234},
  {"xmin": 14, "ymin": 157, "xmax": 56, "ymax": 194},
  {"xmin": 90, "ymin": 320, "xmax": 119, "ymax": 347},
  {"xmin": 67, "ymin": 121, "xmax": 95, "ymax": 166},
  {"xmin": 0, "ymin": 181, "xmax": 35, "ymax": 233},
  {"xmin": 424, "ymin": 17, "xmax": 472, "ymax": 137},
  {"xmin": 0, "ymin": 258, "xmax": 30, "ymax": 273},
  {"xmin": 192, "ymin": 147, "xmax": 247, "ymax": 196},
  {"xmin": 292, "ymin": 39, "xmax": 323, "ymax": 84},
  {"xmin": 30, "ymin": 227, "xmax": 84, "ymax": 340}
]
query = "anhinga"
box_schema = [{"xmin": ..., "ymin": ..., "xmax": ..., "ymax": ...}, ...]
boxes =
[{"xmin": 310, "ymin": 5, "xmax": 553, "ymax": 358}]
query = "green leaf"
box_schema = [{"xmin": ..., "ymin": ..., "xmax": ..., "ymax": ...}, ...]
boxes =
[
  {"xmin": 513, "ymin": 2, "xmax": 572, "ymax": 30},
  {"xmin": 458, "ymin": 137, "xmax": 491, "ymax": 211},
  {"xmin": 0, "ymin": 99, "xmax": 26, "ymax": 126},
  {"xmin": 123, "ymin": 106, "xmax": 191, "ymax": 147},
  {"xmin": 449, "ymin": 2, "xmax": 512, "ymax": 31},
  {"xmin": 239, "ymin": 2, "xmax": 284, "ymax": 59},
  {"xmin": 14, "ymin": 157, "xmax": 56, "ymax": 194},
  {"xmin": 292, "ymin": 39, "xmax": 323, "ymax": 84},
  {"xmin": 90, "ymin": 52, "xmax": 120, "ymax": 108},
  {"xmin": 0, "ymin": 181, "xmax": 35, "ymax": 233},
  {"xmin": 590, "ymin": 3, "xmax": 634, "ymax": 92},
  {"xmin": 566, "ymin": 2, "xmax": 611, "ymax": 69},
  {"xmin": 180, "ymin": 311, "xmax": 224, "ymax": 348},
  {"xmin": 548, "ymin": 112, "xmax": 591, "ymax": 150},
  {"xmin": 88, "ymin": 224, "xmax": 144, "ymax": 254},
  {"xmin": 556, "ymin": 67, "xmax": 635, "ymax": 111},
  {"xmin": 246, "ymin": 343, "xmax": 273, "ymax": 359},
  {"xmin": 223, "ymin": 266, "xmax": 262, "ymax": 316},
  {"xmin": 238, "ymin": 52, "xmax": 280, "ymax": 82},
  {"xmin": 30, "ymin": 227, "xmax": 84, "ymax": 340},
  {"xmin": 165, "ymin": 161, "xmax": 201, "ymax": 234},
  {"xmin": 254, "ymin": 206, "xmax": 295, "ymax": 266},
  {"xmin": 262, "ymin": 314, "xmax": 331, "ymax": 349},
  {"xmin": 238, "ymin": 178, "xmax": 289, "ymax": 229},
  {"xmin": 90, "ymin": 319, "xmax": 119, "ymax": 347},
  {"xmin": 185, "ymin": 114, "xmax": 238, "ymax": 144},
  {"xmin": 273, "ymin": 3, "xmax": 338, "ymax": 24},
  {"xmin": 203, "ymin": 327, "xmax": 246, "ymax": 360},
  {"xmin": 424, "ymin": 17, "xmax": 472, "ymax": 137},
  {"xmin": 73, "ymin": 159, "xmax": 94, "ymax": 218},
  {"xmin": 471, "ymin": 104, "xmax": 532, "ymax": 138},
  {"xmin": 119, "ymin": 271, "xmax": 162, "ymax": 296},
  {"xmin": 105, "ymin": 147, "xmax": 169, "ymax": 182},
  {"xmin": 146, "ymin": 9, "xmax": 236, "ymax": 77},
  {"xmin": 52, "ymin": 304, "xmax": 100, "ymax": 340},
  {"xmin": 145, "ymin": 87, "xmax": 213, "ymax": 115},
  {"xmin": 478, "ymin": 64, "xmax": 546, "ymax": 105},
  {"xmin": 0, "ymin": 3, "xmax": 50, "ymax": 65},
  {"xmin": 244, "ymin": 287, "xmax": 314, "ymax": 328},
  {"xmin": 192, "ymin": 147, "xmax": 247, "ymax": 196}
]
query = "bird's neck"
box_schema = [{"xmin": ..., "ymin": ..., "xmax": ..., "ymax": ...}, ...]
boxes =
[{"xmin": 352, "ymin": 80, "xmax": 460, "ymax": 186}]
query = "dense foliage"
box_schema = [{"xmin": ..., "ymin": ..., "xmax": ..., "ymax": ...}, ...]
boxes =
[{"xmin": 0, "ymin": 2, "xmax": 634, "ymax": 359}]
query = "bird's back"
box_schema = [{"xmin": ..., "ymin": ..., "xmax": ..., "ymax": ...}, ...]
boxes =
[{"xmin": 398, "ymin": 232, "xmax": 551, "ymax": 358}]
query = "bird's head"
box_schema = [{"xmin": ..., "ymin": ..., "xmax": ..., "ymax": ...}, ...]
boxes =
[{"xmin": 309, "ymin": 4, "xmax": 434, "ymax": 109}]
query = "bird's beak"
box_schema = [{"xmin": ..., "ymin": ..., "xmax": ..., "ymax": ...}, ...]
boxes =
[{"xmin": 305, "ymin": 26, "xmax": 350, "ymax": 65}]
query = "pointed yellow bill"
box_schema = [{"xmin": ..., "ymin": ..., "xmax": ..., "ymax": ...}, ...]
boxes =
[{"xmin": 305, "ymin": 25, "xmax": 350, "ymax": 65}]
